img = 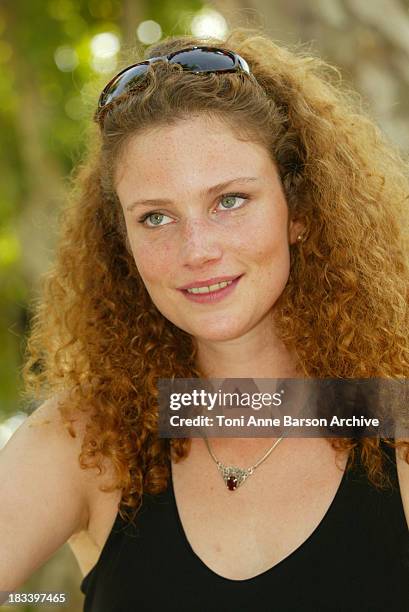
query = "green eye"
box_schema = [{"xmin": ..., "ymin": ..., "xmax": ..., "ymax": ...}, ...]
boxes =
[
  {"xmin": 218, "ymin": 194, "xmax": 248, "ymax": 211},
  {"xmin": 221, "ymin": 196, "xmax": 238, "ymax": 208},
  {"xmin": 148, "ymin": 213, "xmax": 164, "ymax": 225},
  {"xmin": 138, "ymin": 212, "xmax": 173, "ymax": 227}
]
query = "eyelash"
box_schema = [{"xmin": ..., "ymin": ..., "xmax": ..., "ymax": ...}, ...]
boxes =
[{"xmin": 137, "ymin": 192, "xmax": 250, "ymax": 228}]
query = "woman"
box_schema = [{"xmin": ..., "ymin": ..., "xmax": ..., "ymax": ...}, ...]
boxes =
[{"xmin": 2, "ymin": 27, "xmax": 409, "ymax": 611}]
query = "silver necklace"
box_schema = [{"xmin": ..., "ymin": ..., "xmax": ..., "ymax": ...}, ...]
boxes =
[{"xmin": 204, "ymin": 436, "xmax": 284, "ymax": 491}]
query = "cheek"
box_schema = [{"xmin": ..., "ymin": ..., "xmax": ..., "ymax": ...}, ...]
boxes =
[
  {"xmin": 234, "ymin": 222, "xmax": 287, "ymax": 266},
  {"xmin": 229, "ymin": 199, "xmax": 288, "ymax": 259},
  {"xmin": 130, "ymin": 241, "xmax": 173, "ymax": 286},
  {"xmin": 235, "ymin": 218, "xmax": 290, "ymax": 299}
]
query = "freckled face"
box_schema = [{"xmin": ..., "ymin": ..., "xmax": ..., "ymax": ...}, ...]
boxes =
[{"xmin": 115, "ymin": 115, "xmax": 303, "ymax": 342}]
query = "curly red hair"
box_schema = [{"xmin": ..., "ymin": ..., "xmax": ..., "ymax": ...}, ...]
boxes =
[{"xmin": 21, "ymin": 27, "xmax": 409, "ymax": 523}]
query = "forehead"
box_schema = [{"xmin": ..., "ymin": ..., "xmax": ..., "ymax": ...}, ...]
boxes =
[{"xmin": 114, "ymin": 115, "xmax": 276, "ymax": 197}]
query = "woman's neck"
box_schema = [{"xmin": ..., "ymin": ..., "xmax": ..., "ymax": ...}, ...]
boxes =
[{"xmin": 195, "ymin": 316, "xmax": 303, "ymax": 380}]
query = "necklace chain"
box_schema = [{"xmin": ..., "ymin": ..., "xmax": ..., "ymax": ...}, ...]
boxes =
[{"xmin": 204, "ymin": 436, "xmax": 284, "ymax": 491}]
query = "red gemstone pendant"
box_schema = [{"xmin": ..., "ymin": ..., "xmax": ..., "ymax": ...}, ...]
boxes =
[
  {"xmin": 218, "ymin": 465, "xmax": 252, "ymax": 491},
  {"xmin": 227, "ymin": 475, "xmax": 238, "ymax": 491}
]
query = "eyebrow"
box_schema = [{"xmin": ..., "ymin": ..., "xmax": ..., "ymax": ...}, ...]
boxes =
[{"xmin": 125, "ymin": 176, "xmax": 260, "ymax": 212}]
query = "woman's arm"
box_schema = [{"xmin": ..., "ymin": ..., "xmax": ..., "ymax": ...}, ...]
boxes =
[
  {"xmin": 396, "ymin": 438, "xmax": 409, "ymax": 530},
  {"xmin": 0, "ymin": 396, "xmax": 90, "ymax": 594}
]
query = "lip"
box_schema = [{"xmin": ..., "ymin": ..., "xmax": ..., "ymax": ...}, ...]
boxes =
[
  {"xmin": 177, "ymin": 274, "xmax": 242, "ymax": 290},
  {"xmin": 178, "ymin": 275, "xmax": 243, "ymax": 304}
]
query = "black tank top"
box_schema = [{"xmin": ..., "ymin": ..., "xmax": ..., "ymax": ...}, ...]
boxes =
[{"xmin": 80, "ymin": 441, "xmax": 409, "ymax": 611}]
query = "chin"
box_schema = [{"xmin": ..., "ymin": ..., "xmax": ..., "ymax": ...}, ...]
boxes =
[{"xmin": 188, "ymin": 319, "xmax": 246, "ymax": 343}]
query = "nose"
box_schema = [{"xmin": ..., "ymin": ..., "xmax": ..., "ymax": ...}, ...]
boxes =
[{"xmin": 179, "ymin": 217, "xmax": 223, "ymax": 268}]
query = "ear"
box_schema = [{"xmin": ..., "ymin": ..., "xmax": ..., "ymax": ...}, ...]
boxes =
[{"xmin": 288, "ymin": 218, "xmax": 306, "ymax": 245}]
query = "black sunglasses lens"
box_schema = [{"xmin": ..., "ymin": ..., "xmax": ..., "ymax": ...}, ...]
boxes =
[
  {"xmin": 97, "ymin": 48, "xmax": 249, "ymax": 116},
  {"xmin": 169, "ymin": 49, "xmax": 236, "ymax": 72},
  {"xmin": 100, "ymin": 63, "xmax": 150, "ymax": 107}
]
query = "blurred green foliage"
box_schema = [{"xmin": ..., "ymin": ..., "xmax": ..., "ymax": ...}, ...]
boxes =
[
  {"xmin": 0, "ymin": 0, "xmax": 202, "ymax": 418},
  {"xmin": 0, "ymin": 1, "xmax": 202, "ymax": 609}
]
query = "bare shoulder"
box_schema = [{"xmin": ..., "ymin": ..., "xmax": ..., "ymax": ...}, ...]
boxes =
[
  {"xmin": 42, "ymin": 394, "xmax": 124, "ymax": 574},
  {"xmin": 0, "ymin": 393, "xmax": 99, "ymax": 590},
  {"xmin": 395, "ymin": 438, "xmax": 409, "ymax": 530},
  {"xmin": 27, "ymin": 393, "xmax": 121, "ymax": 533},
  {"xmin": 36, "ymin": 397, "xmax": 120, "ymax": 520},
  {"xmin": 29, "ymin": 393, "xmax": 123, "ymax": 577},
  {"xmin": 22, "ymin": 394, "xmax": 101, "ymax": 530}
]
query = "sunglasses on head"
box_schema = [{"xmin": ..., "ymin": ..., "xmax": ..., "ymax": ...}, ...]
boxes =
[{"xmin": 94, "ymin": 46, "xmax": 252, "ymax": 126}]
